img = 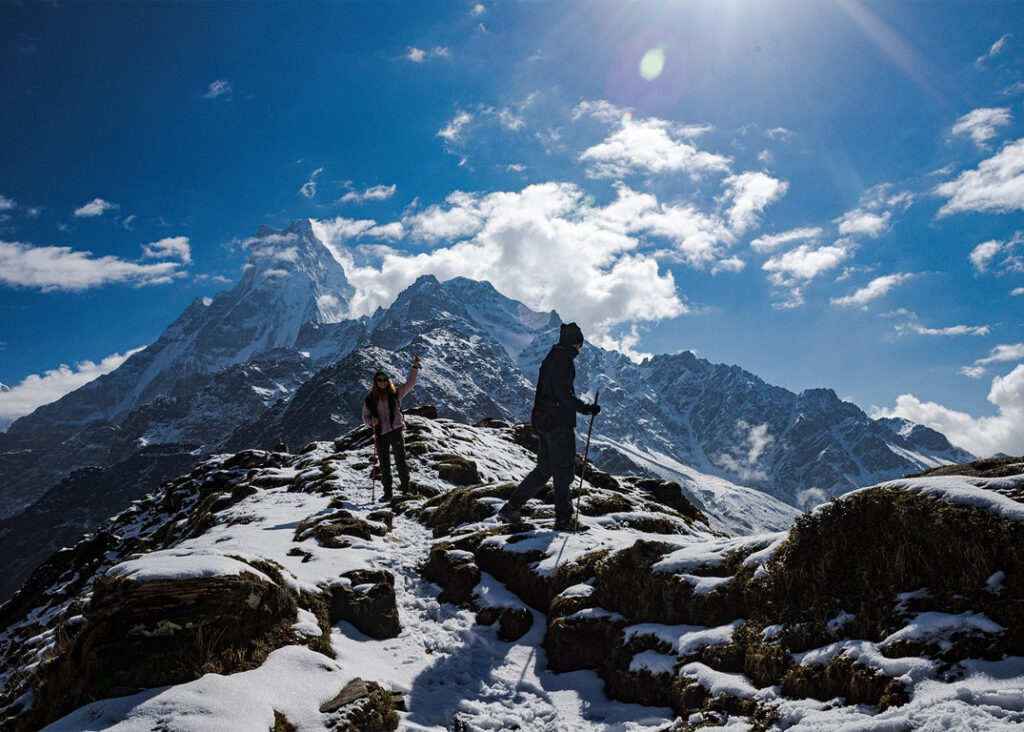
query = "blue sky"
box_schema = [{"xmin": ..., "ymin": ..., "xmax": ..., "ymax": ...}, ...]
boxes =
[{"xmin": 1, "ymin": 1, "xmax": 1023, "ymax": 457}]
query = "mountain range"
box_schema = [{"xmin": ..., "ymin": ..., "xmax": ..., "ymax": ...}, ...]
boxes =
[{"xmin": 0, "ymin": 218, "xmax": 973, "ymax": 603}]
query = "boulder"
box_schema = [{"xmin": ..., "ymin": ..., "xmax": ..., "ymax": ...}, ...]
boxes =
[
  {"xmin": 30, "ymin": 568, "xmax": 296, "ymax": 729},
  {"xmin": 326, "ymin": 570, "xmax": 401, "ymax": 639}
]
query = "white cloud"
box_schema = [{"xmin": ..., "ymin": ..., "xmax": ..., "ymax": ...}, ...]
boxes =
[
  {"xmin": 976, "ymin": 33, "xmax": 1012, "ymax": 66},
  {"xmin": 471, "ymin": 3, "xmax": 485, "ymax": 16},
  {"xmin": 765, "ymin": 127, "xmax": 794, "ymax": 141},
  {"xmin": 959, "ymin": 365, "xmax": 989, "ymax": 379},
  {"xmin": 977, "ymin": 343, "xmax": 1024, "ymax": 365},
  {"xmin": 340, "ymin": 184, "xmax": 397, "ymax": 204},
  {"xmin": 579, "ymin": 118, "xmax": 732, "ymax": 179},
  {"xmin": 499, "ymin": 107, "xmax": 525, "ymax": 132},
  {"xmin": 407, "ymin": 46, "xmax": 449, "ymax": 63},
  {"xmin": 202, "ymin": 79, "xmax": 233, "ymax": 100},
  {"xmin": 898, "ymin": 320, "xmax": 990, "ymax": 337},
  {"xmin": 969, "ymin": 232, "xmax": 1023, "ymax": 274},
  {"xmin": 438, "ymin": 110, "xmax": 473, "ymax": 144},
  {"xmin": 763, "ymin": 242, "xmax": 852, "ymax": 283},
  {"xmin": 711, "ymin": 256, "xmax": 745, "ymax": 274},
  {"xmin": 143, "ymin": 236, "xmax": 192, "ymax": 264},
  {"xmin": 0, "ymin": 194, "xmax": 15, "ymax": 211},
  {"xmin": 74, "ymin": 198, "xmax": 119, "ymax": 218},
  {"xmin": 762, "ymin": 241, "xmax": 853, "ymax": 308},
  {"xmin": 970, "ymin": 239, "xmax": 1004, "ymax": 272},
  {"xmin": 935, "ymin": 138, "xmax": 1024, "ymax": 216},
  {"xmin": 836, "ymin": 209, "xmax": 891, "ymax": 238},
  {"xmin": 831, "ymin": 272, "xmax": 914, "ymax": 308},
  {"xmin": 721, "ymin": 172, "xmax": 788, "ymax": 234},
  {"xmin": 312, "ymin": 182, "xmax": 687, "ymax": 354},
  {"xmin": 955, "ymin": 342, "xmax": 1024, "ymax": 380},
  {"xmin": 750, "ymin": 227, "xmax": 823, "ymax": 253},
  {"xmin": 300, "ymin": 167, "xmax": 324, "ymax": 199},
  {"xmin": 952, "ymin": 107, "xmax": 1013, "ymax": 147},
  {"xmin": 1013, "ymin": 287, "xmax": 1024, "ymax": 296},
  {"xmin": 0, "ymin": 347, "xmax": 146, "ymax": 427},
  {"xmin": 572, "ymin": 99, "xmax": 628, "ymax": 125},
  {"xmin": 367, "ymin": 222, "xmax": 405, "ymax": 241},
  {"xmin": 0, "ymin": 240, "xmax": 187, "ymax": 291},
  {"xmin": 874, "ymin": 364, "xmax": 1024, "ymax": 457}
]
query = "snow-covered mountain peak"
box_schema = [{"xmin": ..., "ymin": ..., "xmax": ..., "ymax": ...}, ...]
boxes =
[{"xmin": 238, "ymin": 219, "xmax": 353, "ymax": 324}]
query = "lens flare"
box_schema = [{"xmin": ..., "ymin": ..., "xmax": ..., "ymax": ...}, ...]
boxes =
[
  {"xmin": 639, "ymin": 44, "xmax": 666, "ymax": 81},
  {"xmin": 621, "ymin": 111, "xmax": 633, "ymax": 127}
]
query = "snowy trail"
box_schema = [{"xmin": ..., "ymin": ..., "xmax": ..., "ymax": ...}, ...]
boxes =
[{"xmin": 333, "ymin": 477, "xmax": 674, "ymax": 731}]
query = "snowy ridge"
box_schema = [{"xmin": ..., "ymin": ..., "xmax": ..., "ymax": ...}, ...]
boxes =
[
  {"xmin": 0, "ymin": 219, "xmax": 976, "ymax": 607},
  {"xmin": 1, "ymin": 418, "xmax": 1021, "ymax": 731}
]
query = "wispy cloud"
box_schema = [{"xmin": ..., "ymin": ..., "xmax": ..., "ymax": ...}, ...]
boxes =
[
  {"xmin": 0, "ymin": 347, "xmax": 146, "ymax": 428},
  {"xmin": 407, "ymin": 46, "xmax": 450, "ymax": 63},
  {"xmin": 834, "ymin": 184, "xmax": 912, "ymax": 239},
  {"xmin": 300, "ymin": 167, "xmax": 324, "ymax": 199},
  {"xmin": 340, "ymin": 184, "xmax": 397, "ymax": 204},
  {"xmin": 750, "ymin": 227, "xmax": 823, "ymax": 253},
  {"xmin": 202, "ymin": 79, "xmax": 233, "ymax": 100},
  {"xmin": 831, "ymin": 272, "xmax": 914, "ymax": 308},
  {"xmin": 438, "ymin": 110, "xmax": 473, "ymax": 144},
  {"xmin": 896, "ymin": 317, "xmax": 990, "ymax": 338},
  {"xmin": 0, "ymin": 194, "xmax": 15, "ymax": 212},
  {"xmin": 935, "ymin": 138, "xmax": 1024, "ymax": 216},
  {"xmin": 977, "ymin": 342, "xmax": 1024, "ymax": 365},
  {"xmin": 956, "ymin": 342, "xmax": 1024, "ymax": 379},
  {"xmin": 73, "ymin": 198, "xmax": 119, "ymax": 218},
  {"xmin": 969, "ymin": 232, "xmax": 1023, "ymax": 274},
  {"xmin": 976, "ymin": 33, "xmax": 1013, "ymax": 66},
  {"xmin": 0, "ymin": 239, "xmax": 187, "ymax": 291},
  {"xmin": 143, "ymin": 236, "xmax": 192, "ymax": 264},
  {"xmin": 952, "ymin": 107, "xmax": 1012, "ymax": 148}
]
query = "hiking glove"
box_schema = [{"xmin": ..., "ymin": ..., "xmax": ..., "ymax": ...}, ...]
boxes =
[{"xmin": 583, "ymin": 403, "xmax": 601, "ymax": 415}]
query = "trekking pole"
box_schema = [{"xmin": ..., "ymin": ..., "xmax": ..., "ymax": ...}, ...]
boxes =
[
  {"xmin": 370, "ymin": 431, "xmax": 379, "ymax": 502},
  {"xmin": 574, "ymin": 389, "xmax": 599, "ymax": 533}
]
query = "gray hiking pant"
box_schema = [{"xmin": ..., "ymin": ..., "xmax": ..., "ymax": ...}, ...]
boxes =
[{"xmin": 506, "ymin": 426, "xmax": 576, "ymax": 524}]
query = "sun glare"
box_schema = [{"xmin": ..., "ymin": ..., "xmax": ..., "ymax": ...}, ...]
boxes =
[{"xmin": 639, "ymin": 43, "xmax": 667, "ymax": 81}]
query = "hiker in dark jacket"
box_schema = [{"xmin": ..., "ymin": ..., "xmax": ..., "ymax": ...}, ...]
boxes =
[
  {"xmin": 498, "ymin": 322, "xmax": 599, "ymax": 531},
  {"xmin": 362, "ymin": 355, "xmax": 420, "ymax": 501}
]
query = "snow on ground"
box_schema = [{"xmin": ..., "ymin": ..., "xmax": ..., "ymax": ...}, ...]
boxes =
[
  {"xmin": 42, "ymin": 431, "xmax": 676, "ymax": 731},
  {"xmin": 844, "ymin": 473, "xmax": 1024, "ymax": 522},
  {"xmin": 34, "ymin": 422, "xmax": 1024, "ymax": 730},
  {"xmin": 593, "ymin": 436, "xmax": 801, "ymax": 534}
]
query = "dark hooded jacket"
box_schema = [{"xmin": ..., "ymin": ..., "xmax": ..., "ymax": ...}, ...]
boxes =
[{"xmin": 534, "ymin": 343, "xmax": 589, "ymax": 430}]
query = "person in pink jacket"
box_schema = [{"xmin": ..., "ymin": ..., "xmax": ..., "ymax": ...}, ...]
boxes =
[{"xmin": 362, "ymin": 355, "xmax": 420, "ymax": 501}]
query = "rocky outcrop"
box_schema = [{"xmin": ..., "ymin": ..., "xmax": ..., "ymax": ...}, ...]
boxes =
[
  {"xmin": 27, "ymin": 566, "xmax": 298, "ymax": 730},
  {"xmin": 325, "ymin": 570, "xmax": 401, "ymax": 640}
]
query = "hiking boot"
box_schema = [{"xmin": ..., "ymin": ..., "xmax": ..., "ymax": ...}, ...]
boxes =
[
  {"xmin": 380, "ymin": 490, "xmax": 393, "ymax": 503},
  {"xmin": 498, "ymin": 505, "xmax": 523, "ymax": 524},
  {"xmin": 554, "ymin": 519, "xmax": 574, "ymax": 532}
]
